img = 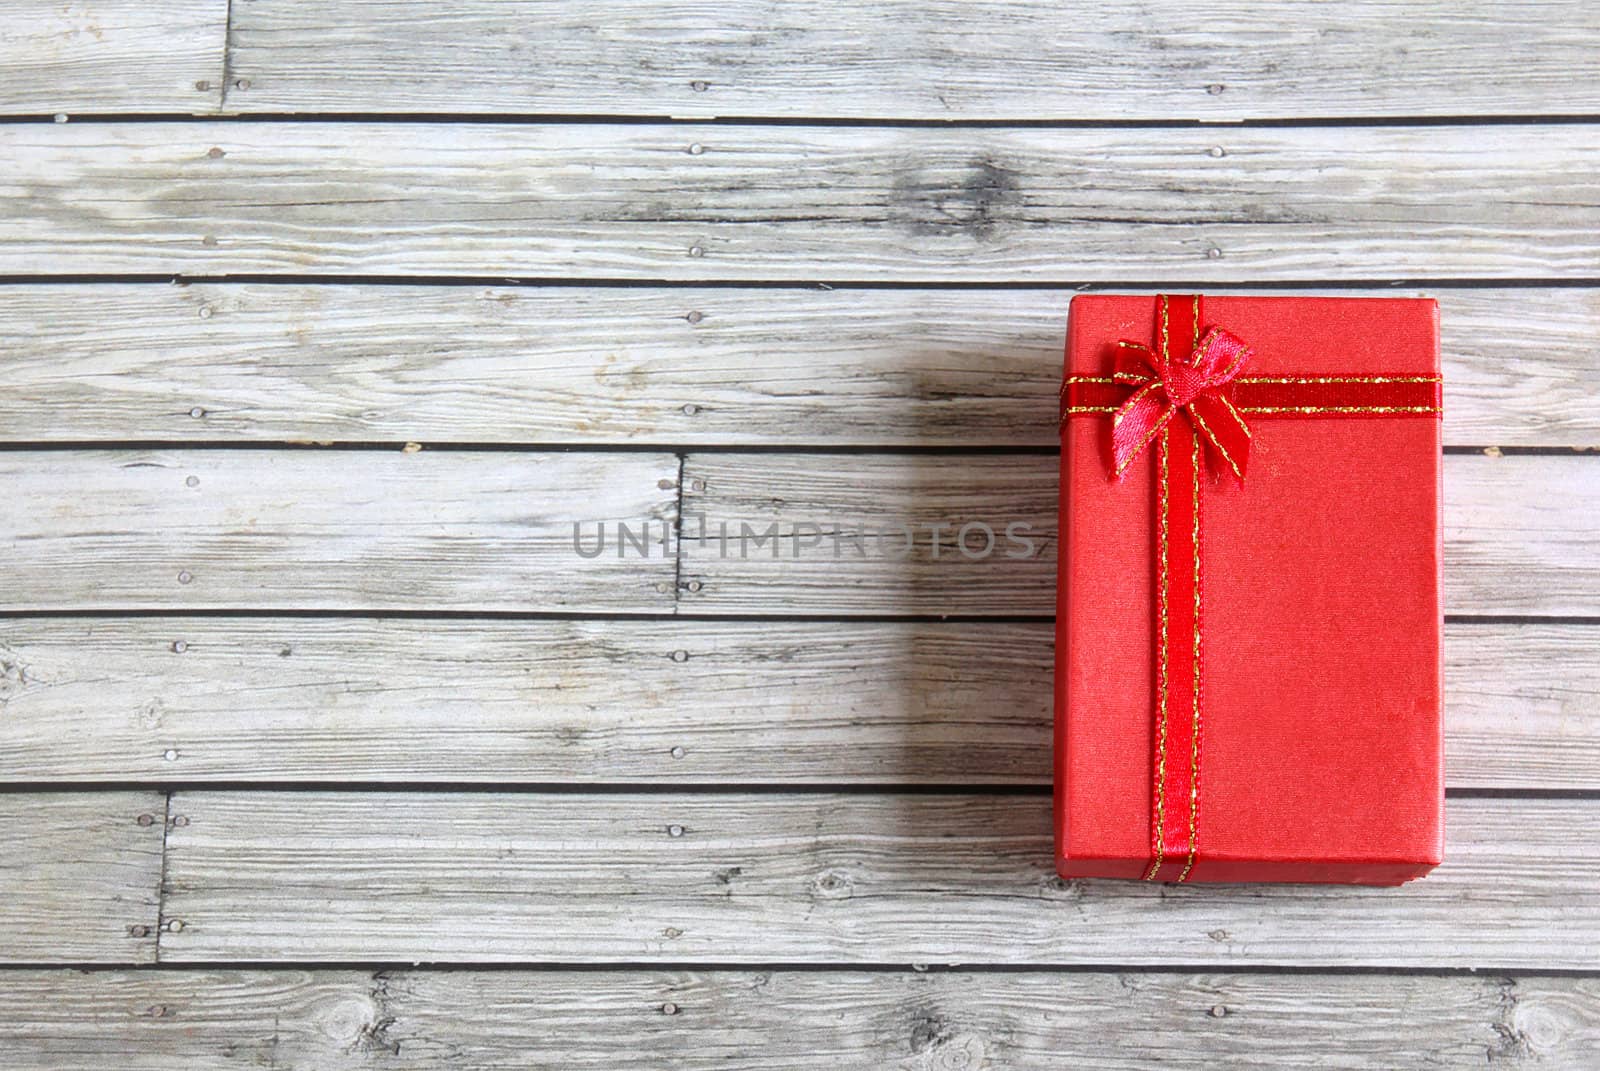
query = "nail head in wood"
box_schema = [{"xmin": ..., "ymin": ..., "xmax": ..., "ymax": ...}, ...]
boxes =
[
  {"xmin": 171, "ymin": 640, "xmax": 187, "ymax": 653},
  {"xmin": 163, "ymin": 748, "xmax": 179, "ymax": 761},
  {"xmin": 172, "ymin": 815, "xmax": 190, "ymax": 828},
  {"xmin": 129, "ymin": 925, "xmax": 150, "ymax": 938},
  {"xmin": 136, "ymin": 813, "xmax": 156, "ymax": 827},
  {"xmin": 177, "ymin": 571, "xmax": 193, "ymax": 585},
  {"xmin": 1207, "ymin": 83, "xmax": 1226, "ymax": 94},
  {"xmin": 686, "ymin": 310, "xmax": 703, "ymax": 323},
  {"xmin": 667, "ymin": 824, "xmax": 685, "ymax": 838},
  {"xmin": 670, "ymin": 746, "xmax": 686, "ymax": 759},
  {"xmin": 662, "ymin": 1001, "xmax": 680, "ymax": 1015},
  {"xmin": 1210, "ymin": 1004, "xmax": 1228, "ymax": 1018},
  {"xmin": 670, "ymin": 650, "xmax": 689, "ymax": 663},
  {"xmin": 687, "ymin": 143, "xmax": 705, "ymax": 155}
]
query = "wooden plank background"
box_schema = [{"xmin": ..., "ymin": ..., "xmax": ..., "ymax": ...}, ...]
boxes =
[
  {"xmin": 219, "ymin": 1, "xmax": 1600, "ymax": 121},
  {"xmin": 0, "ymin": 793, "xmax": 165, "ymax": 963},
  {"xmin": 0, "ymin": 1, "xmax": 226, "ymax": 115},
  {"xmin": 0, "ymin": 969, "xmax": 1594, "ymax": 1069},
  {"xmin": 4, "ymin": 123, "xmax": 1598, "ymax": 279},
  {"xmin": 0, "ymin": 450, "xmax": 679, "ymax": 612},
  {"xmin": 1, "ymin": 285, "xmax": 1595, "ymax": 447},
  {"xmin": 0, "ymin": 619, "xmax": 1591, "ymax": 789},
  {"xmin": 153, "ymin": 794, "xmax": 1596, "ymax": 968},
  {"xmin": 2, "ymin": 0, "xmax": 1598, "ymax": 1066}
]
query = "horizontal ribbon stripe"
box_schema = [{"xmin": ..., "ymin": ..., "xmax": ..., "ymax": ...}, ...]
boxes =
[{"xmin": 1063, "ymin": 375, "xmax": 1441, "ymax": 415}]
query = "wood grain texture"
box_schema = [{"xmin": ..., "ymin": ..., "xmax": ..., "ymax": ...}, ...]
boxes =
[
  {"xmin": 0, "ymin": 618, "xmax": 1047, "ymax": 786},
  {"xmin": 0, "ymin": 969, "xmax": 1595, "ymax": 1069},
  {"xmin": 1, "ymin": 619, "xmax": 1584, "ymax": 788},
  {"xmin": 0, "ymin": 450, "xmax": 679, "ymax": 611},
  {"xmin": 2, "ymin": 284, "xmax": 1594, "ymax": 447},
  {"xmin": 680, "ymin": 452, "xmax": 1600, "ymax": 616},
  {"xmin": 7, "ymin": 451, "xmax": 1594, "ymax": 615},
  {"xmin": 0, "ymin": 792, "xmax": 164, "ymax": 963},
  {"xmin": 6, "ymin": 123, "xmax": 1599, "ymax": 280},
  {"xmin": 0, "ymin": 1, "xmax": 225, "ymax": 115},
  {"xmin": 222, "ymin": 0, "xmax": 1600, "ymax": 121},
  {"xmin": 159, "ymin": 794, "xmax": 1598, "ymax": 967}
]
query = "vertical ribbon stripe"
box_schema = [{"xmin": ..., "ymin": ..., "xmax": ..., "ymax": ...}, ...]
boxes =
[{"xmin": 1142, "ymin": 295, "xmax": 1203, "ymax": 883}]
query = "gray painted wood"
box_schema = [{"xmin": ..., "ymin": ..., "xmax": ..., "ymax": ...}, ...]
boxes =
[
  {"xmin": 0, "ymin": 619, "xmax": 1586, "ymax": 789},
  {"xmin": 680, "ymin": 452, "xmax": 1600, "ymax": 616},
  {"xmin": 159, "ymin": 794, "xmax": 1597, "ymax": 968},
  {"xmin": 7, "ymin": 451, "xmax": 1592, "ymax": 614},
  {"xmin": 0, "ymin": 1, "xmax": 225, "ymax": 115},
  {"xmin": 0, "ymin": 792, "xmax": 165, "ymax": 963},
  {"xmin": 0, "ymin": 449, "xmax": 679, "ymax": 611},
  {"xmin": 222, "ymin": 0, "xmax": 1600, "ymax": 122},
  {"xmin": 0, "ymin": 968, "xmax": 1594, "ymax": 1068},
  {"xmin": 6, "ymin": 123, "xmax": 1598, "ymax": 279},
  {"xmin": 0, "ymin": 284, "xmax": 1592, "ymax": 447}
]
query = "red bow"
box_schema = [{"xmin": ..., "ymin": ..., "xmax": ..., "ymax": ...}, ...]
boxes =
[{"xmin": 1111, "ymin": 327, "xmax": 1255, "ymax": 484}]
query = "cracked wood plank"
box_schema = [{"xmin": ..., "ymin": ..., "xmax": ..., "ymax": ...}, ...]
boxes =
[
  {"xmin": 159, "ymin": 793, "xmax": 1599, "ymax": 968},
  {"xmin": 0, "ymin": 620, "xmax": 1589, "ymax": 789},
  {"xmin": 222, "ymin": 0, "xmax": 1600, "ymax": 121},
  {"xmin": 0, "ymin": 284, "xmax": 1594, "ymax": 447},
  {"xmin": 0, "ymin": 969, "xmax": 1594, "ymax": 1068},
  {"xmin": 0, "ymin": 792, "xmax": 165, "ymax": 963},
  {"xmin": 0, "ymin": 450, "xmax": 679, "ymax": 611},
  {"xmin": 4, "ymin": 123, "xmax": 1598, "ymax": 279}
]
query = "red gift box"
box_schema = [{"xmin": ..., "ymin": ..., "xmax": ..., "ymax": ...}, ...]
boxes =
[{"xmin": 1055, "ymin": 294, "xmax": 1443, "ymax": 885}]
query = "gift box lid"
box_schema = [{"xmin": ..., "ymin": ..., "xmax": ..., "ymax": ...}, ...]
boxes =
[{"xmin": 1056, "ymin": 294, "xmax": 1443, "ymax": 885}]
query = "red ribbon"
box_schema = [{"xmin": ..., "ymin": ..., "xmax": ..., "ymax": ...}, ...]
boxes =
[{"xmin": 1060, "ymin": 295, "xmax": 1442, "ymax": 882}]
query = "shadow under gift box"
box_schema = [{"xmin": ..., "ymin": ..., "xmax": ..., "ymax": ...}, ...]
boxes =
[{"xmin": 1056, "ymin": 295, "xmax": 1443, "ymax": 885}]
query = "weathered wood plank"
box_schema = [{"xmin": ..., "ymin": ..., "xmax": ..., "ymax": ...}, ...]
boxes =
[
  {"xmin": 0, "ymin": 450, "xmax": 678, "ymax": 611},
  {"xmin": 0, "ymin": 619, "xmax": 1587, "ymax": 790},
  {"xmin": 160, "ymin": 794, "xmax": 1599, "ymax": 967},
  {"xmin": 7, "ymin": 452, "xmax": 1593, "ymax": 614},
  {"xmin": 1, "ymin": 284, "xmax": 1593, "ymax": 447},
  {"xmin": 680, "ymin": 452, "xmax": 1600, "ymax": 616},
  {"xmin": 0, "ymin": 969, "xmax": 1594, "ymax": 1069},
  {"xmin": 0, "ymin": 619, "xmax": 1047, "ymax": 785},
  {"xmin": 5, "ymin": 123, "xmax": 1598, "ymax": 279},
  {"xmin": 0, "ymin": 1, "xmax": 226, "ymax": 115},
  {"xmin": 223, "ymin": 0, "xmax": 1600, "ymax": 122},
  {"xmin": 0, "ymin": 792, "xmax": 164, "ymax": 963}
]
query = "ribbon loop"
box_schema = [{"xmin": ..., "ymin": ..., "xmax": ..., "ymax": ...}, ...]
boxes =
[{"xmin": 1110, "ymin": 323, "xmax": 1256, "ymax": 485}]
